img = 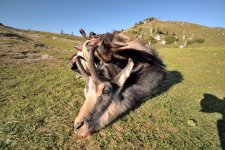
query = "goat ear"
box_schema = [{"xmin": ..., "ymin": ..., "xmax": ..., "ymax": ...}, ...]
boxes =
[
  {"xmin": 111, "ymin": 32, "xmax": 129, "ymax": 48},
  {"xmin": 114, "ymin": 58, "xmax": 134, "ymax": 87},
  {"xmin": 112, "ymin": 40, "xmax": 148, "ymax": 51}
]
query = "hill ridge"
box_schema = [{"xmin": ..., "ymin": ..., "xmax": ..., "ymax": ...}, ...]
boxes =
[{"xmin": 124, "ymin": 17, "xmax": 225, "ymax": 48}]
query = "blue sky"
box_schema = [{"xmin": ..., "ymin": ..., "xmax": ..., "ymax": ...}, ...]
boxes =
[{"xmin": 0, "ymin": 0, "xmax": 225, "ymax": 35}]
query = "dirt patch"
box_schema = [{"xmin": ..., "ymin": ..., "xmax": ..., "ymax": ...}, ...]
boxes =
[
  {"xmin": 34, "ymin": 42, "xmax": 48, "ymax": 49},
  {"xmin": 40, "ymin": 54, "xmax": 53, "ymax": 59},
  {"xmin": 15, "ymin": 53, "xmax": 53, "ymax": 61}
]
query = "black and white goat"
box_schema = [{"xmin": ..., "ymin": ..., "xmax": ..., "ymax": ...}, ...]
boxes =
[{"xmin": 72, "ymin": 29, "xmax": 167, "ymax": 137}]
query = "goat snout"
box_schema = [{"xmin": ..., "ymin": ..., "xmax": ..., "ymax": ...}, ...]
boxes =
[
  {"xmin": 74, "ymin": 119, "xmax": 96, "ymax": 137},
  {"xmin": 74, "ymin": 121, "xmax": 84, "ymax": 132}
]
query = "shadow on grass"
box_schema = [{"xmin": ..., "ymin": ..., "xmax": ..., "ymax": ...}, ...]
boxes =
[
  {"xmin": 200, "ymin": 93, "xmax": 225, "ymax": 150},
  {"xmin": 108, "ymin": 70, "xmax": 183, "ymax": 127},
  {"xmin": 155, "ymin": 70, "xmax": 183, "ymax": 96}
]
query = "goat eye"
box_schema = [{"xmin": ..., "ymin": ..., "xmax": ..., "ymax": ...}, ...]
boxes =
[{"xmin": 103, "ymin": 87, "xmax": 112, "ymax": 95}]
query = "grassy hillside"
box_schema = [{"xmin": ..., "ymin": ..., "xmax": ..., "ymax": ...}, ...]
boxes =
[
  {"xmin": 0, "ymin": 23, "xmax": 225, "ymax": 149},
  {"xmin": 0, "ymin": 23, "xmax": 83, "ymax": 57},
  {"xmin": 125, "ymin": 18, "xmax": 225, "ymax": 48}
]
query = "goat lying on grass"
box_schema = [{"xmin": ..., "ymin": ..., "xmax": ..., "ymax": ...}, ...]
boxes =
[{"xmin": 72, "ymin": 29, "xmax": 167, "ymax": 137}]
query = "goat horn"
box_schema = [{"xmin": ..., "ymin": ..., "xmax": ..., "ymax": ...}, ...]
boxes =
[
  {"xmin": 75, "ymin": 55, "xmax": 89, "ymax": 80},
  {"xmin": 89, "ymin": 32, "xmax": 97, "ymax": 39},
  {"xmin": 79, "ymin": 28, "xmax": 90, "ymax": 40},
  {"xmin": 88, "ymin": 45, "xmax": 101, "ymax": 82}
]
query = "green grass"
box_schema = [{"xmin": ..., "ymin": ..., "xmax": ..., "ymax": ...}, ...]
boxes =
[{"xmin": 1, "ymin": 26, "xmax": 225, "ymax": 149}]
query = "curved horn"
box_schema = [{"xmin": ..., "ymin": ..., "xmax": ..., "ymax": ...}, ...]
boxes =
[
  {"xmin": 89, "ymin": 32, "xmax": 97, "ymax": 39},
  {"xmin": 88, "ymin": 45, "xmax": 101, "ymax": 82},
  {"xmin": 75, "ymin": 55, "xmax": 89, "ymax": 80},
  {"xmin": 79, "ymin": 28, "xmax": 90, "ymax": 40}
]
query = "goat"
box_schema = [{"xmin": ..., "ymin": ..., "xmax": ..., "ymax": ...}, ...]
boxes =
[{"xmin": 72, "ymin": 29, "xmax": 167, "ymax": 137}]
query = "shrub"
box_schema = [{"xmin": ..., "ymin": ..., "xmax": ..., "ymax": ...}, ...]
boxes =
[
  {"xmin": 152, "ymin": 28, "xmax": 155, "ymax": 34},
  {"xmin": 145, "ymin": 17, "xmax": 156, "ymax": 22},
  {"xmin": 131, "ymin": 30, "xmax": 138, "ymax": 34},
  {"xmin": 158, "ymin": 31, "xmax": 164, "ymax": 35},
  {"xmin": 165, "ymin": 36, "xmax": 176, "ymax": 44},
  {"xmin": 187, "ymin": 40, "xmax": 195, "ymax": 45},
  {"xmin": 140, "ymin": 36, "xmax": 157, "ymax": 45},
  {"xmin": 150, "ymin": 37, "xmax": 157, "ymax": 43},
  {"xmin": 195, "ymin": 38, "xmax": 205, "ymax": 43},
  {"xmin": 135, "ymin": 21, "xmax": 144, "ymax": 26},
  {"xmin": 187, "ymin": 38, "xmax": 205, "ymax": 45},
  {"xmin": 140, "ymin": 36, "xmax": 149, "ymax": 45}
]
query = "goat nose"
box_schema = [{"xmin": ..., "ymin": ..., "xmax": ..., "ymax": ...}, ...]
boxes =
[{"xmin": 74, "ymin": 121, "xmax": 84, "ymax": 132}]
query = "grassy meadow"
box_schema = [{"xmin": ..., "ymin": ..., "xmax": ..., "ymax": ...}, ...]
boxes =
[{"xmin": 0, "ymin": 25, "xmax": 225, "ymax": 149}]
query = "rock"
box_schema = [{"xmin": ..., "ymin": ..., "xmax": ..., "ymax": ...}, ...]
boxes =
[
  {"xmin": 189, "ymin": 34, "xmax": 194, "ymax": 40},
  {"xmin": 19, "ymin": 53, "xmax": 28, "ymax": 59},
  {"xmin": 182, "ymin": 35, "xmax": 186, "ymax": 41},
  {"xmin": 154, "ymin": 34, "xmax": 161, "ymax": 41},
  {"xmin": 160, "ymin": 40, "xmax": 167, "ymax": 45},
  {"xmin": 184, "ymin": 41, "xmax": 187, "ymax": 47},
  {"xmin": 150, "ymin": 27, "xmax": 154, "ymax": 35},
  {"xmin": 179, "ymin": 45, "xmax": 184, "ymax": 48},
  {"xmin": 187, "ymin": 119, "xmax": 197, "ymax": 127},
  {"xmin": 180, "ymin": 41, "xmax": 187, "ymax": 48},
  {"xmin": 41, "ymin": 54, "xmax": 53, "ymax": 59},
  {"xmin": 179, "ymin": 44, "xmax": 187, "ymax": 48},
  {"xmin": 180, "ymin": 43, "xmax": 187, "ymax": 48}
]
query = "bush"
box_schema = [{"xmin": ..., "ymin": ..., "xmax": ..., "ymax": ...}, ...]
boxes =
[
  {"xmin": 152, "ymin": 28, "xmax": 155, "ymax": 34},
  {"xmin": 158, "ymin": 31, "xmax": 164, "ymax": 35},
  {"xmin": 187, "ymin": 38, "xmax": 205, "ymax": 45},
  {"xmin": 145, "ymin": 17, "xmax": 156, "ymax": 22},
  {"xmin": 138, "ymin": 21, "xmax": 144, "ymax": 25},
  {"xmin": 187, "ymin": 40, "xmax": 195, "ymax": 45},
  {"xmin": 165, "ymin": 36, "xmax": 176, "ymax": 44},
  {"xmin": 131, "ymin": 30, "xmax": 138, "ymax": 34},
  {"xmin": 195, "ymin": 38, "xmax": 205, "ymax": 43},
  {"xmin": 135, "ymin": 21, "xmax": 143, "ymax": 26},
  {"xmin": 140, "ymin": 37, "xmax": 149, "ymax": 45},
  {"xmin": 150, "ymin": 37, "xmax": 157, "ymax": 43},
  {"xmin": 140, "ymin": 36, "xmax": 157, "ymax": 45}
]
